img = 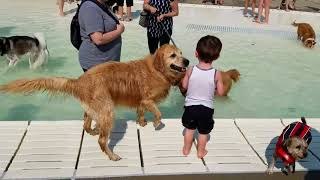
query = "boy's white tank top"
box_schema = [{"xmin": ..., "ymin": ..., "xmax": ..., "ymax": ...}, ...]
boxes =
[{"xmin": 185, "ymin": 65, "xmax": 216, "ymax": 109}]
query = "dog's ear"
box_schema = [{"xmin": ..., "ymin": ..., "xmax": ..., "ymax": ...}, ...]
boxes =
[
  {"xmin": 0, "ymin": 38, "xmax": 5, "ymax": 56},
  {"xmin": 153, "ymin": 47, "xmax": 165, "ymax": 73},
  {"xmin": 1, "ymin": 38, "xmax": 10, "ymax": 56},
  {"xmin": 313, "ymin": 41, "xmax": 317, "ymax": 45}
]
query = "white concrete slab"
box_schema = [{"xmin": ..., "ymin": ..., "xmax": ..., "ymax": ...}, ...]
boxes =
[
  {"xmin": 204, "ymin": 119, "xmax": 266, "ymax": 173},
  {"xmin": 0, "ymin": 121, "xmax": 28, "ymax": 175},
  {"xmin": 236, "ymin": 118, "xmax": 320, "ymax": 171},
  {"xmin": 3, "ymin": 121, "xmax": 82, "ymax": 179},
  {"xmin": 140, "ymin": 119, "xmax": 207, "ymax": 175},
  {"xmin": 76, "ymin": 120, "xmax": 142, "ymax": 178}
]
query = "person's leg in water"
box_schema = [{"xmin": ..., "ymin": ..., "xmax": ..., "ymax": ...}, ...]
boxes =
[
  {"xmin": 58, "ymin": 0, "xmax": 65, "ymax": 16},
  {"xmin": 255, "ymin": 0, "xmax": 263, "ymax": 23},
  {"xmin": 197, "ymin": 133, "xmax": 208, "ymax": 158},
  {"xmin": 251, "ymin": 0, "xmax": 257, "ymax": 17},
  {"xmin": 244, "ymin": 0, "xmax": 249, "ymax": 17},
  {"xmin": 263, "ymin": 0, "xmax": 271, "ymax": 24},
  {"xmin": 125, "ymin": 0, "xmax": 133, "ymax": 21},
  {"xmin": 183, "ymin": 128, "xmax": 195, "ymax": 156}
]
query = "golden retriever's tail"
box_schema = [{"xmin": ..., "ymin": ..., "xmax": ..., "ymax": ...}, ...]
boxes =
[
  {"xmin": 0, "ymin": 77, "xmax": 79, "ymax": 98},
  {"xmin": 226, "ymin": 69, "xmax": 240, "ymax": 82}
]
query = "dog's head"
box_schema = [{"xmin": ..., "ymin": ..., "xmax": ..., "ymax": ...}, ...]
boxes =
[
  {"xmin": 304, "ymin": 38, "xmax": 316, "ymax": 48},
  {"xmin": 153, "ymin": 44, "xmax": 189, "ymax": 84},
  {"xmin": 283, "ymin": 136, "xmax": 309, "ymax": 160},
  {"xmin": 0, "ymin": 37, "xmax": 9, "ymax": 56}
]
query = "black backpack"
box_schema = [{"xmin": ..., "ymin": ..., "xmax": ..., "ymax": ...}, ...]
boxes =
[{"xmin": 70, "ymin": 0, "xmax": 119, "ymax": 50}]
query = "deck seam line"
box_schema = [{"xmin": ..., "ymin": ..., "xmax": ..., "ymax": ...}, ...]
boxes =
[
  {"xmin": 193, "ymin": 135, "xmax": 210, "ymax": 172},
  {"xmin": 233, "ymin": 119, "xmax": 267, "ymax": 166},
  {"xmin": 72, "ymin": 128, "xmax": 85, "ymax": 180},
  {"xmin": 137, "ymin": 128, "xmax": 144, "ymax": 168},
  {"xmin": 1, "ymin": 121, "xmax": 31, "ymax": 179}
]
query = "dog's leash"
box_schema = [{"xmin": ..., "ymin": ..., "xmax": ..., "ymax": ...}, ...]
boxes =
[{"xmin": 153, "ymin": 11, "xmax": 177, "ymax": 47}]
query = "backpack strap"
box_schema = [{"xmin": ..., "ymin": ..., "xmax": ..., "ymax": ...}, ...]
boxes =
[{"xmin": 80, "ymin": 0, "xmax": 119, "ymax": 24}]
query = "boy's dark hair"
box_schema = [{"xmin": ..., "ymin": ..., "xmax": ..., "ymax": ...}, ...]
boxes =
[{"xmin": 196, "ymin": 35, "xmax": 222, "ymax": 63}]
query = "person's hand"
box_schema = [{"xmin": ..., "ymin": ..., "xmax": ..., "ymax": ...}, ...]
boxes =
[
  {"xmin": 117, "ymin": 23, "xmax": 125, "ymax": 34},
  {"xmin": 149, "ymin": 6, "xmax": 158, "ymax": 14},
  {"xmin": 157, "ymin": 14, "xmax": 165, "ymax": 22}
]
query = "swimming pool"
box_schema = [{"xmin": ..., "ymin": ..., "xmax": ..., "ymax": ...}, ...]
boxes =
[{"xmin": 0, "ymin": 0, "xmax": 320, "ymax": 121}]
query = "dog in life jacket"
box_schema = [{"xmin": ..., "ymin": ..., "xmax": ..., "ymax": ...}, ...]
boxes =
[{"xmin": 266, "ymin": 117, "xmax": 312, "ymax": 175}]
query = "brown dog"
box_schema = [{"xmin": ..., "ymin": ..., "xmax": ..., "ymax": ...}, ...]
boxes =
[
  {"xmin": 292, "ymin": 21, "xmax": 317, "ymax": 48},
  {"xmin": 220, "ymin": 69, "xmax": 240, "ymax": 96},
  {"xmin": 0, "ymin": 44, "xmax": 189, "ymax": 161}
]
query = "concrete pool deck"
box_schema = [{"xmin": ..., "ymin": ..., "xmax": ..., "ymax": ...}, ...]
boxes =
[{"xmin": 0, "ymin": 118, "xmax": 319, "ymax": 179}]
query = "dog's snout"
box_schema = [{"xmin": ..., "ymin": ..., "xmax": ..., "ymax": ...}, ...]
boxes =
[
  {"xmin": 303, "ymin": 152, "xmax": 308, "ymax": 158},
  {"xmin": 183, "ymin": 58, "xmax": 189, "ymax": 67}
]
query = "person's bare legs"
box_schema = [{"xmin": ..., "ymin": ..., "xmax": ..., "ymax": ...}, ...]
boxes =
[
  {"xmin": 118, "ymin": 6, "xmax": 124, "ymax": 20},
  {"xmin": 58, "ymin": 0, "xmax": 65, "ymax": 16},
  {"xmin": 197, "ymin": 133, "xmax": 208, "ymax": 158},
  {"xmin": 126, "ymin": 6, "xmax": 132, "ymax": 21},
  {"xmin": 183, "ymin": 128, "xmax": 195, "ymax": 156},
  {"xmin": 252, "ymin": 0, "xmax": 257, "ymax": 17},
  {"xmin": 255, "ymin": 0, "xmax": 264, "ymax": 23},
  {"xmin": 264, "ymin": 0, "xmax": 271, "ymax": 24},
  {"xmin": 244, "ymin": 0, "xmax": 249, "ymax": 16}
]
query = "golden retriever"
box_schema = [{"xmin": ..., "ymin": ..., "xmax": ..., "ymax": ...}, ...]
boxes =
[
  {"xmin": 0, "ymin": 44, "xmax": 189, "ymax": 161},
  {"xmin": 292, "ymin": 21, "xmax": 316, "ymax": 48}
]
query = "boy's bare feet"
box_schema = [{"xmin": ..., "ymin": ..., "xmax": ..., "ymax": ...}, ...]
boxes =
[
  {"xmin": 182, "ymin": 145, "xmax": 191, "ymax": 156},
  {"xmin": 197, "ymin": 148, "xmax": 208, "ymax": 159}
]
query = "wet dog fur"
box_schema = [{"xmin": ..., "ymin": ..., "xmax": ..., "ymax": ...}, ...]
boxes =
[
  {"xmin": 292, "ymin": 21, "xmax": 316, "ymax": 48},
  {"xmin": 0, "ymin": 44, "xmax": 189, "ymax": 161},
  {"xmin": 0, "ymin": 33, "xmax": 49, "ymax": 70}
]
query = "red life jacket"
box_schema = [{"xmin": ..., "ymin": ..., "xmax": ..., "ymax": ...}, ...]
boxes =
[{"xmin": 276, "ymin": 121, "xmax": 312, "ymax": 165}]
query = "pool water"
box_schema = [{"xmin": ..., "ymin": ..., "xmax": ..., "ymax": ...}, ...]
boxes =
[{"xmin": 1, "ymin": 0, "xmax": 320, "ymax": 121}]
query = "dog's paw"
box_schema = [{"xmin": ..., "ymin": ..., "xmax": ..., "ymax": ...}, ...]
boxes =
[
  {"xmin": 109, "ymin": 153, "xmax": 121, "ymax": 161},
  {"xmin": 154, "ymin": 121, "xmax": 165, "ymax": 131},
  {"xmin": 137, "ymin": 120, "xmax": 147, "ymax": 127},
  {"xmin": 89, "ymin": 128, "xmax": 99, "ymax": 136}
]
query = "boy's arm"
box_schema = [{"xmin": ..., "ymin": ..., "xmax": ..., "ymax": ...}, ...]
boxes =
[
  {"xmin": 179, "ymin": 67, "xmax": 192, "ymax": 96},
  {"xmin": 215, "ymin": 70, "xmax": 225, "ymax": 96}
]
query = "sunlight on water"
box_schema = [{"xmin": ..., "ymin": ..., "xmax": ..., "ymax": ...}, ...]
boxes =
[{"xmin": 0, "ymin": 0, "xmax": 320, "ymax": 121}]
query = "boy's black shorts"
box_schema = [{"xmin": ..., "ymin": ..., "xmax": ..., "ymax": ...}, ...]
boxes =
[
  {"xmin": 182, "ymin": 105, "xmax": 214, "ymax": 134},
  {"xmin": 117, "ymin": 0, "xmax": 133, "ymax": 7}
]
